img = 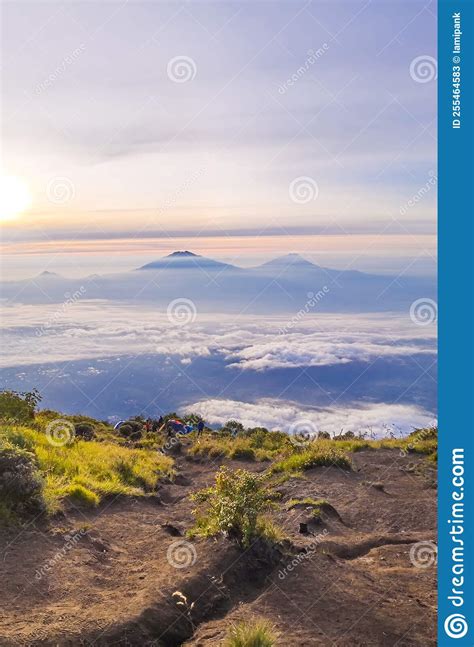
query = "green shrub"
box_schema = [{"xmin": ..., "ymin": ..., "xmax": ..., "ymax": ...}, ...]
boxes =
[
  {"xmin": 221, "ymin": 420, "xmax": 245, "ymax": 436},
  {"xmin": 224, "ymin": 618, "xmax": 278, "ymax": 647},
  {"xmin": 74, "ymin": 422, "xmax": 95, "ymax": 440},
  {"xmin": 0, "ymin": 389, "xmax": 41, "ymax": 423},
  {"xmin": 0, "ymin": 439, "xmax": 45, "ymax": 520},
  {"xmin": 229, "ymin": 445, "xmax": 256, "ymax": 461},
  {"xmin": 190, "ymin": 467, "xmax": 274, "ymax": 547}
]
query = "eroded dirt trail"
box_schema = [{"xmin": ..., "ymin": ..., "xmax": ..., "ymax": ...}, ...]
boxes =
[{"xmin": 0, "ymin": 449, "xmax": 437, "ymax": 646}]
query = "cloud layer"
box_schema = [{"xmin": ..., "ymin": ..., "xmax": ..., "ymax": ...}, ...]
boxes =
[
  {"xmin": 0, "ymin": 301, "xmax": 436, "ymax": 370},
  {"xmin": 184, "ymin": 398, "xmax": 435, "ymax": 438}
]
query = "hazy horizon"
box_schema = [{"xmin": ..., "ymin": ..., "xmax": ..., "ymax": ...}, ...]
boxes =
[{"xmin": 1, "ymin": 0, "xmax": 436, "ymax": 281}]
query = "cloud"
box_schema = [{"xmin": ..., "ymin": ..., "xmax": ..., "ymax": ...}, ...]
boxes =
[
  {"xmin": 184, "ymin": 398, "xmax": 436, "ymax": 438},
  {"xmin": 0, "ymin": 302, "xmax": 435, "ymax": 370},
  {"xmin": 225, "ymin": 333, "xmax": 435, "ymax": 371}
]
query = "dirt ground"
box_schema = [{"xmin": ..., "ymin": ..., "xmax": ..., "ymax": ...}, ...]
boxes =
[{"xmin": 0, "ymin": 448, "xmax": 437, "ymax": 646}]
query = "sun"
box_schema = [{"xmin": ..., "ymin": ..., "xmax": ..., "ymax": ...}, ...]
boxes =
[{"xmin": 0, "ymin": 175, "xmax": 32, "ymax": 222}]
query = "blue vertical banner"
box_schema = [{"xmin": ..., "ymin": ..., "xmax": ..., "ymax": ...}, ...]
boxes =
[{"xmin": 438, "ymin": 0, "xmax": 474, "ymax": 645}]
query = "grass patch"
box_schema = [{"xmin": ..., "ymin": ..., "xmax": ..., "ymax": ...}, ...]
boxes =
[
  {"xmin": 224, "ymin": 618, "xmax": 278, "ymax": 647},
  {"xmin": 0, "ymin": 424, "xmax": 174, "ymax": 513},
  {"xmin": 60, "ymin": 483, "xmax": 100, "ymax": 507},
  {"xmin": 189, "ymin": 435, "xmax": 275, "ymax": 462},
  {"xmin": 271, "ymin": 443, "xmax": 351, "ymax": 474}
]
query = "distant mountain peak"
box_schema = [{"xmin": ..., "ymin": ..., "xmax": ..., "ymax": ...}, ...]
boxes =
[
  {"xmin": 166, "ymin": 251, "xmax": 199, "ymax": 258},
  {"xmin": 259, "ymin": 253, "xmax": 319, "ymax": 269},
  {"xmin": 37, "ymin": 270, "xmax": 60, "ymax": 278},
  {"xmin": 137, "ymin": 251, "xmax": 237, "ymax": 272}
]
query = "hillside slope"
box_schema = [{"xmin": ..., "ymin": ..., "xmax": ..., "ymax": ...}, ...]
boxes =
[{"xmin": 0, "ymin": 418, "xmax": 437, "ymax": 646}]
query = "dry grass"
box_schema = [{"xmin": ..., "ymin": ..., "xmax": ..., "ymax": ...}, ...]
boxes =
[{"xmin": 1, "ymin": 425, "xmax": 174, "ymax": 512}]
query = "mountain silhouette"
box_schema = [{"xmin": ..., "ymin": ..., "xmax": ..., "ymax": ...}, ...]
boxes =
[{"xmin": 1, "ymin": 251, "xmax": 436, "ymax": 314}]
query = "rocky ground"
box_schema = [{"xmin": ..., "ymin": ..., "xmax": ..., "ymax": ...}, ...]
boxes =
[{"xmin": 0, "ymin": 447, "xmax": 437, "ymax": 646}]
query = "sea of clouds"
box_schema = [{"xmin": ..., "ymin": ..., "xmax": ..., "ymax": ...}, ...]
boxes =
[
  {"xmin": 1, "ymin": 301, "xmax": 436, "ymax": 370},
  {"xmin": 0, "ymin": 301, "xmax": 436, "ymax": 436}
]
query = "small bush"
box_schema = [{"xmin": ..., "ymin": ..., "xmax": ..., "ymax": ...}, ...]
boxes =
[
  {"xmin": 0, "ymin": 389, "xmax": 41, "ymax": 423},
  {"xmin": 190, "ymin": 467, "xmax": 274, "ymax": 547},
  {"xmin": 229, "ymin": 445, "xmax": 256, "ymax": 461},
  {"xmin": 224, "ymin": 618, "xmax": 278, "ymax": 647},
  {"xmin": 0, "ymin": 439, "xmax": 45, "ymax": 519},
  {"xmin": 221, "ymin": 420, "xmax": 245, "ymax": 436},
  {"xmin": 74, "ymin": 423, "xmax": 95, "ymax": 441}
]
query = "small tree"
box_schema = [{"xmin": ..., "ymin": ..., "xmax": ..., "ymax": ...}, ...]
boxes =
[
  {"xmin": 0, "ymin": 389, "xmax": 41, "ymax": 423},
  {"xmin": 221, "ymin": 420, "xmax": 244, "ymax": 437},
  {"xmin": 190, "ymin": 467, "xmax": 273, "ymax": 547}
]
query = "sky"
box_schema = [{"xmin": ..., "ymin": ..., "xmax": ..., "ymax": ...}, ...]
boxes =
[{"xmin": 0, "ymin": 0, "xmax": 437, "ymax": 278}]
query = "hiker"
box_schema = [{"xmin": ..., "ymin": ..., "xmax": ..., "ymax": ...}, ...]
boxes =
[
  {"xmin": 197, "ymin": 420, "xmax": 205, "ymax": 437},
  {"xmin": 167, "ymin": 419, "xmax": 185, "ymax": 438},
  {"xmin": 152, "ymin": 418, "xmax": 160, "ymax": 433},
  {"xmin": 145, "ymin": 418, "xmax": 152, "ymax": 433}
]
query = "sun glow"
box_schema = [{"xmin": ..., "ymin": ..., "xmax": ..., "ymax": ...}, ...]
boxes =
[{"xmin": 0, "ymin": 175, "xmax": 32, "ymax": 222}]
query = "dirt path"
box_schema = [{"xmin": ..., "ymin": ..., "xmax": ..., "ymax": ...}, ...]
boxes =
[{"xmin": 0, "ymin": 449, "xmax": 437, "ymax": 646}]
